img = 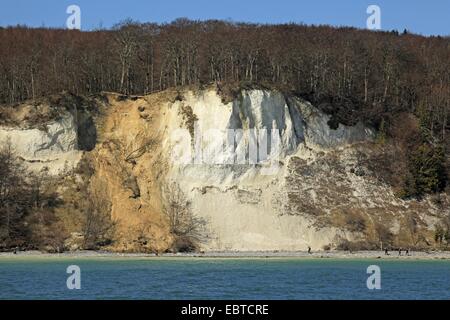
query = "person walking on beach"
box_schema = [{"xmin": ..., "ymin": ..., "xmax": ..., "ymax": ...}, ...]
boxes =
[
  {"xmin": 308, "ymin": 246, "xmax": 312, "ymax": 254},
  {"xmin": 384, "ymin": 248, "xmax": 389, "ymax": 255},
  {"xmin": 398, "ymin": 248, "xmax": 402, "ymax": 256},
  {"xmin": 406, "ymin": 248, "xmax": 409, "ymax": 256}
]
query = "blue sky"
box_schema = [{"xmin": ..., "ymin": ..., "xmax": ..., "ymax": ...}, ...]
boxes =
[{"xmin": 0, "ymin": 0, "xmax": 449, "ymax": 36}]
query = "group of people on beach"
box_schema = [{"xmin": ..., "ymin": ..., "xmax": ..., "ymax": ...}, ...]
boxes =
[
  {"xmin": 305, "ymin": 246, "xmax": 411, "ymax": 256},
  {"xmin": 384, "ymin": 248, "xmax": 410, "ymax": 256}
]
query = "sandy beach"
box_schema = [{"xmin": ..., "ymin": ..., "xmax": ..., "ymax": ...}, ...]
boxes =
[{"xmin": 1, "ymin": 250, "xmax": 450, "ymax": 260}]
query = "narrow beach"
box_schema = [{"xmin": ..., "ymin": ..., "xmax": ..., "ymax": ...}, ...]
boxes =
[{"xmin": 1, "ymin": 250, "xmax": 450, "ymax": 260}]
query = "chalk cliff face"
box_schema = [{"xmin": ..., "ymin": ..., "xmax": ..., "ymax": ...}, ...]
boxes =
[
  {"xmin": 163, "ymin": 89, "xmax": 376, "ymax": 250},
  {"xmin": 1, "ymin": 88, "xmax": 448, "ymax": 252},
  {"xmin": 0, "ymin": 111, "xmax": 82, "ymax": 174}
]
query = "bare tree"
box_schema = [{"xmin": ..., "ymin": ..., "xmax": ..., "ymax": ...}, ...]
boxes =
[
  {"xmin": 113, "ymin": 19, "xmax": 140, "ymax": 94},
  {"xmin": 82, "ymin": 184, "xmax": 115, "ymax": 249},
  {"xmin": 163, "ymin": 182, "xmax": 207, "ymax": 252}
]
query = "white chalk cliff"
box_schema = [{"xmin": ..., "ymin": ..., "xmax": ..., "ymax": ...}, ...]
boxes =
[
  {"xmin": 163, "ymin": 89, "xmax": 375, "ymax": 250},
  {"xmin": 0, "ymin": 112, "xmax": 82, "ymax": 174},
  {"xmin": 2, "ymin": 88, "xmax": 446, "ymax": 252}
]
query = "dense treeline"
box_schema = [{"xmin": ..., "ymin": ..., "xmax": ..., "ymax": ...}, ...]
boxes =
[{"xmin": 0, "ymin": 19, "xmax": 449, "ymax": 196}]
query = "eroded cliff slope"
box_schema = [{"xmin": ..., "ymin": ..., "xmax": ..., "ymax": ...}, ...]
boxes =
[{"xmin": 1, "ymin": 88, "xmax": 448, "ymax": 252}]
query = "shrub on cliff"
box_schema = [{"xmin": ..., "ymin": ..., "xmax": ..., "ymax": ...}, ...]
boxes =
[
  {"xmin": 0, "ymin": 140, "xmax": 30, "ymax": 248},
  {"xmin": 407, "ymin": 143, "xmax": 447, "ymax": 197},
  {"xmin": 81, "ymin": 183, "xmax": 116, "ymax": 250},
  {"xmin": 163, "ymin": 183, "xmax": 207, "ymax": 252}
]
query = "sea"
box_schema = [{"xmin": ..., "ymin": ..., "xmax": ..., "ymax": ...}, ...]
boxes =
[{"xmin": 1, "ymin": 257, "xmax": 449, "ymax": 299}]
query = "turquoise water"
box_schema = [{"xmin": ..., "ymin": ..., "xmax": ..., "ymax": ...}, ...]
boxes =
[{"xmin": 1, "ymin": 258, "xmax": 450, "ymax": 299}]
